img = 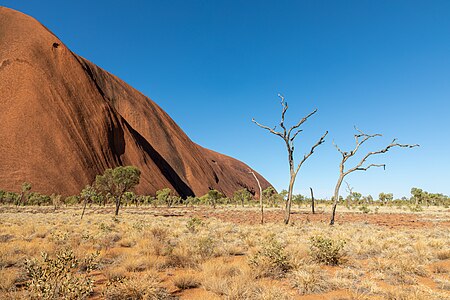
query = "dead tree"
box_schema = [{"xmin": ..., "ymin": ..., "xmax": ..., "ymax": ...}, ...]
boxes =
[
  {"xmin": 344, "ymin": 181, "xmax": 353, "ymax": 208},
  {"xmin": 330, "ymin": 127, "xmax": 418, "ymax": 225},
  {"xmin": 249, "ymin": 170, "xmax": 263, "ymax": 224},
  {"xmin": 310, "ymin": 187, "xmax": 315, "ymax": 214},
  {"xmin": 252, "ymin": 94, "xmax": 328, "ymax": 224}
]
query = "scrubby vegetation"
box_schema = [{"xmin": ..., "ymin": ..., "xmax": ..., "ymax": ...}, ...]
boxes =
[
  {"xmin": 0, "ymin": 205, "xmax": 449, "ymax": 299},
  {"xmin": 1, "ymin": 168, "xmax": 450, "ymax": 299}
]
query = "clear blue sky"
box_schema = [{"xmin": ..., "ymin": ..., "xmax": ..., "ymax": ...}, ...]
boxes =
[{"xmin": 5, "ymin": 1, "xmax": 450, "ymax": 199}]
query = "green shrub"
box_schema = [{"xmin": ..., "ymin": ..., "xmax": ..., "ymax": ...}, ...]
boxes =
[
  {"xmin": 249, "ymin": 237, "xmax": 291, "ymax": 278},
  {"xmin": 309, "ymin": 235, "xmax": 346, "ymax": 266},
  {"xmin": 186, "ymin": 217, "xmax": 203, "ymax": 233},
  {"xmin": 195, "ymin": 236, "xmax": 215, "ymax": 259},
  {"xmin": 103, "ymin": 273, "xmax": 171, "ymax": 300},
  {"xmin": 64, "ymin": 195, "xmax": 80, "ymax": 205},
  {"xmin": 409, "ymin": 204, "xmax": 423, "ymax": 212},
  {"xmin": 27, "ymin": 192, "xmax": 51, "ymax": 206},
  {"xmin": 358, "ymin": 204, "xmax": 371, "ymax": 214},
  {"xmin": 0, "ymin": 191, "xmax": 19, "ymax": 205}
]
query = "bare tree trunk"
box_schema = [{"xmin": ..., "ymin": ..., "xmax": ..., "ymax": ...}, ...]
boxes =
[
  {"xmin": 310, "ymin": 187, "xmax": 315, "ymax": 214},
  {"xmin": 331, "ymin": 127, "xmax": 418, "ymax": 225},
  {"xmin": 81, "ymin": 198, "xmax": 88, "ymax": 220},
  {"xmin": 330, "ymin": 176, "xmax": 343, "ymax": 225},
  {"xmin": 253, "ymin": 95, "xmax": 327, "ymax": 225},
  {"xmin": 284, "ymin": 175, "xmax": 295, "ymax": 224},
  {"xmin": 115, "ymin": 195, "xmax": 121, "ymax": 216},
  {"xmin": 250, "ymin": 170, "xmax": 264, "ymax": 224}
]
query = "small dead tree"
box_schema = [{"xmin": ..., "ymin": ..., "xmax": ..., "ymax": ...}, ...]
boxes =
[
  {"xmin": 310, "ymin": 187, "xmax": 315, "ymax": 214},
  {"xmin": 344, "ymin": 181, "xmax": 353, "ymax": 208},
  {"xmin": 252, "ymin": 94, "xmax": 328, "ymax": 224},
  {"xmin": 330, "ymin": 127, "xmax": 418, "ymax": 225},
  {"xmin": 249, "ymin": 169, "xmax": 263, "ymax": 224}
]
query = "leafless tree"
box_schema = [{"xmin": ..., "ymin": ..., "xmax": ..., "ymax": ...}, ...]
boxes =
[
  {"xmin": 310, "ymin": 187, "xmax": 315, "ymax": 214},
  {"xmin": 249, "ymin": 169, "xmax": 263, "ymax": 224},
  {"xmin": 344, "ymin": 181, "xmax": 353, "ymax": 208},
  {"xmin": 330, "ymin": 127, "xmax": 418, "ymax": 225},
  {"xmin": 252, "ymin": 94, "xmax": 328, "ymax": 224}
]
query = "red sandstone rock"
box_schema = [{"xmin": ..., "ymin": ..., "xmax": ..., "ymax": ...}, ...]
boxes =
[{"xmin": 0, "ymin": 7, "xmax": 271, "ymax": 197}]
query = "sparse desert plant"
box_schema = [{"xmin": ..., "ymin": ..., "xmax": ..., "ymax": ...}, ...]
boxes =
[
  {"xmin": 156, "ymin": 188, "xmax": 179, "ymax": 207},
  {"xmin": 434, "ymin": 277, "xmax": 450, "ymax": 291},
  {"xmin": 0, "ymin": 267, "xmax": 20, "ymax": 292},
  {"xmin": 368, "ymin": 257, "xmax": 428, "ymax": 285},
  {"xmin": 24, "ymin": 248, "xmax": 97, "ymax": 299},
  {"xmin": 103, "ymin": 272, "xmax": 171, "ymax": 300},
  {"xmin": 249, "ymin": 236, "xmax": 291, "ymax": 278},
  {"xmin": 436, "ymin": 249, "xmax": 450, "ymax": 260},
  {"xmin": 201, "ymin": 260, "xmax": 261, "ymax": 299},
  {"xmin": 202, "ymin": 189, "xmax": 224, "ymax": 209},
  {"xmin": 186, "ymin": 217, "xmax": 204, "ymax": 233},
  {"xmin": 431, "ymin": 264, "xmax": 448, "ymax": 274},
  {"xmin": 233, "ymin": 188, "xmax": 253, "ymax": 207},
  {"xmin": 358, "ymin": 204, "xmax": 371, "ymax": 214},
  {"xmin": 309, "ymin": 235, "xmax": 346, "ymax": 265},
  {"xmin": 195, "ymin": 235, "xmax": 216, "ymax": 259},
  {"xmin": 331, "ymin": 268, "xmax": 364, "ymax": 289},
  {"xmin": 172, "ymin": 273, "xmax": 200, "ymax": 290},
  {"xmin": 1, "ymin": 204, "xmax": 449, "ymax": 299},
  {"xmin": 383, "ymin": 285, "xmax": 446, "ymax": 300},
  {"xmin": 290, "ymin": 264, "xmax": 333, "ymax": 295},
  {"xmin": 122, "ymin": 255, "xmax": 152, "ymax": 272},
  {"xmin": 409, "ymin": 204, "xmax": 424, "ymax": 212},
  {"xmin": 253, "ymin": 286, "xmax": 294, "ymax": 300}
]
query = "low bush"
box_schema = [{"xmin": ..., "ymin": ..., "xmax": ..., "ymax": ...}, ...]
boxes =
[
  {"xmin": 24, "ymin": 248, "xmax": 97, "ymax": 299},
  {"xmin": 309, "ymin": 235, "xmax": 346, "ymax": 266},
  {"xmin": 249, "ymin": 237, "xmax": 291, "ymax": 278}
]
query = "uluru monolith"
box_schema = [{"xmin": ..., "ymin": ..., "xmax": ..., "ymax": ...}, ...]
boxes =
[{"xmin": 0, "ymin": 7, "xmax": 271, "ymax": 197}]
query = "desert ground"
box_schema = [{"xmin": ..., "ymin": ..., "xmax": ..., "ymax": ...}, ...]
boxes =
[{"xmin": 0, "ymin": 204, "xmax": 449, "ymax": 300}]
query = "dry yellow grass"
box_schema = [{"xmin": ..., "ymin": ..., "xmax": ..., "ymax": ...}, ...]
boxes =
[{"xmin": 0, "ymin": 205, "xmax": 448, "ymax": 299}]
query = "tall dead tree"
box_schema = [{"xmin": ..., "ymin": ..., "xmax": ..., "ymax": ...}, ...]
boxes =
[
  {"xmin": 249, "ymin": 170, "xmax": 264, "ymax": 224},
  {"xmin": 310, "ymin": 187, "xmax": 315, "ymax": 214},
  {"xmin": 252, "ymin": 94, "xmax": 328, "ymax": 224},
  {"xmin": 330, "ymin": 127, "xmax": 418, "ymax": 225}
]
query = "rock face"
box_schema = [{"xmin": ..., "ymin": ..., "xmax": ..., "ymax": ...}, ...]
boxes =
[{"xmin": 0, "ymin": 7, "xmax": 271, "ymax": 198}]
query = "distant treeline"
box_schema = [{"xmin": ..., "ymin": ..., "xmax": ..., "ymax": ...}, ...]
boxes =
[{"xmin": 0, "ymin": 183, "xmax": 448, "ymax": 208}]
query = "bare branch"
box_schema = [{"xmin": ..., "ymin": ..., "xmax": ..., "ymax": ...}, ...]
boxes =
[
  {"xmin": 248, "ymin": 169, "xmax": 264, "ymax": 224},
  {"xmin": 253, "ymin": 94, "xmax": 325, "ymax": 225},
  {"xmin": 278, "ymin": 94, "xmax": 288, "ymax": 136},
  {"xmin": 287, "ymin": 108, "xmax": 318, "ymax": 138},
  {"xmin": 355, "ymin": 164, "xmax": 386, "ymax": 171},
  {"xmin": 333, "ymin": 140, "xmax": 346, "ymax": 157},
  {"xmin": 252, "ymin": 118, "xmax": 284, "ymax": 138},
  {"xmin": 344, "ymin": 181, "xmax": 353, "ymax": 194},
  {"xmin": 350, "ymin": 127, "xmax": 382, "ymax": 156},
  {"xmin": 290, "ymin": 128, "xmax": 303, "ymax": 142},
  {"xmin": 295, "ymin": 131, "xmax": 328, "ymax": 175},
  {"xmin": 345, "ymin": 141, "xmax": 419, "ymax": 176},
  {"xmin": 330, "ymin": 126, "xmax": 419, "ymax": 226}
]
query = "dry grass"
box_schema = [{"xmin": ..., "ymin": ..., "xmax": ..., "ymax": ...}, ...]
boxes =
[
  {"xmin": 173, "ymin": 272, "xmax": 201, "ymax": 290},
  {"xmin": 290, "ymin": 264, "xmax": 333, "ymax": 294},
  {"xmin": 0, "ymin": 206, "xmax": 448, "ymax": 299}
]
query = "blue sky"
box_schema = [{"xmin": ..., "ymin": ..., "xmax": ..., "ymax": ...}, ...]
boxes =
[{"xmin": 4, "ymin": 1, "xmax": 450, "ymax": 198}]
